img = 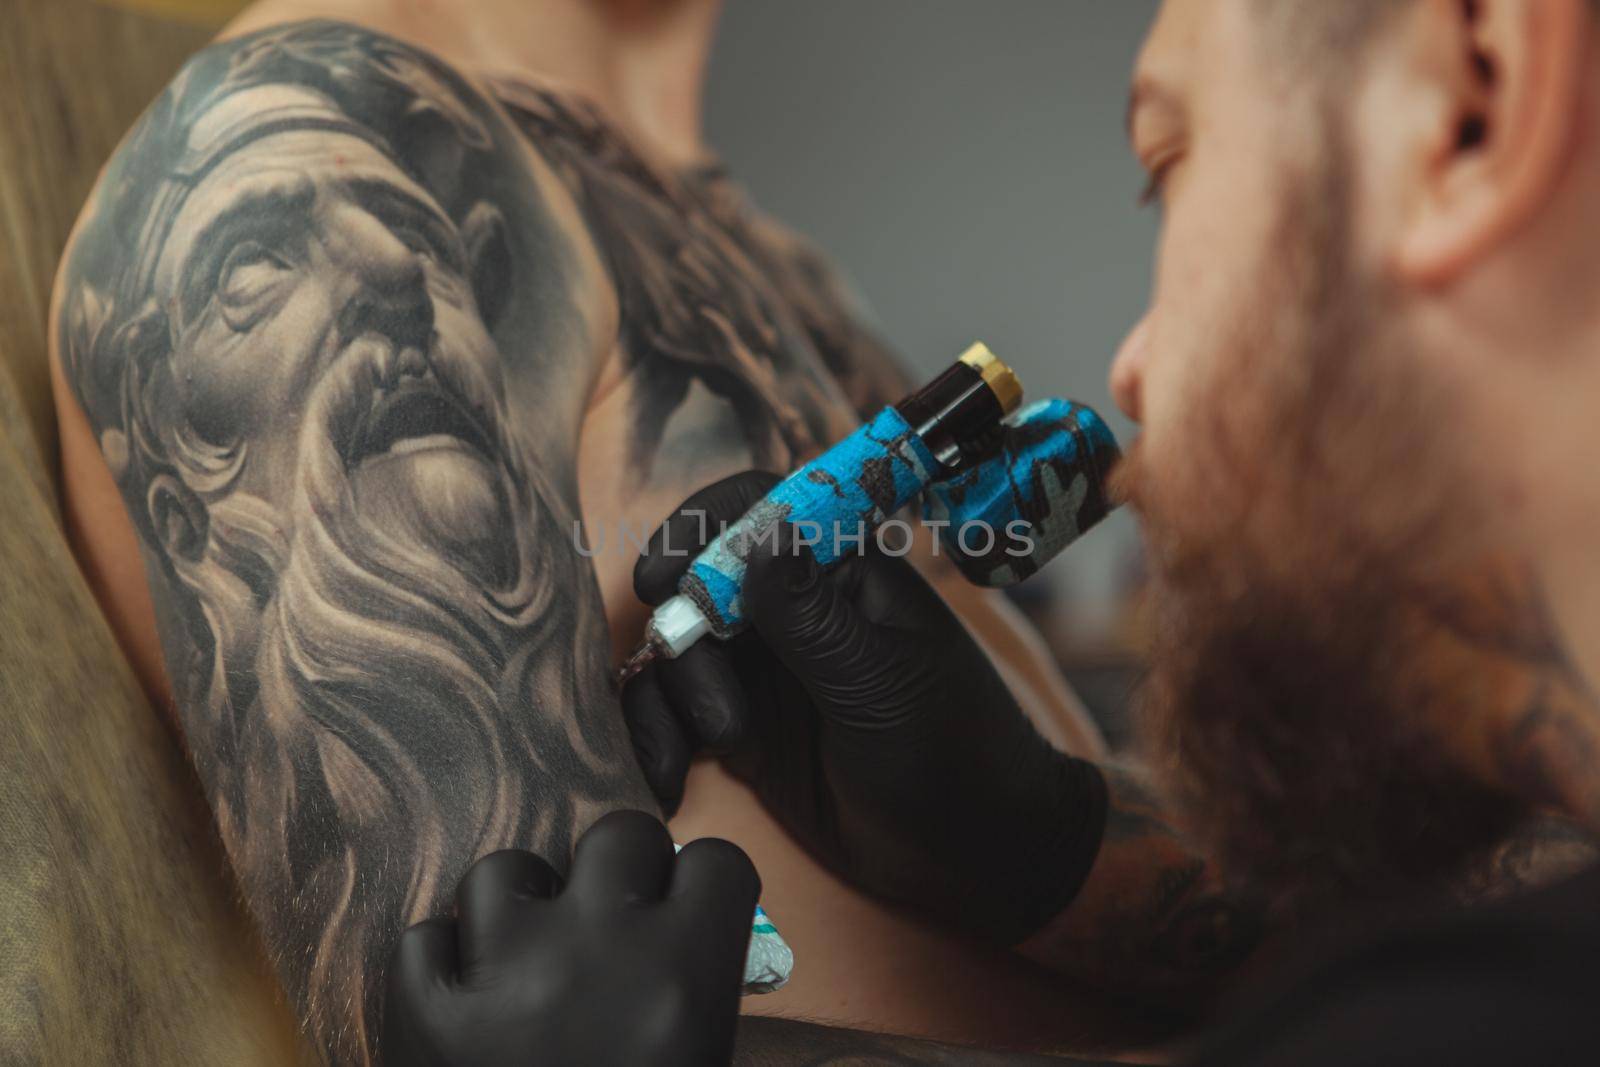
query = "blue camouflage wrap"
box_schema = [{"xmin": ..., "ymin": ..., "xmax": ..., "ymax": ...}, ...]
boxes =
[
  {"xmin": 922, "ymin": 399, "xmax": 1121, "ymax": 588},
  {"xmin": 680, "ymin": 406, "xmax": 939, "ymax": 638}
]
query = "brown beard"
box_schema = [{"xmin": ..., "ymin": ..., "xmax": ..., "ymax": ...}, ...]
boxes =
[{"xmin": 1115, "ymin": 122, "xmax": 1531, "ymax": 920}]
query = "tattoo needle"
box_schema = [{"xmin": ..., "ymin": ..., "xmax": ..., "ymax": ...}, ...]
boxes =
[
  {"xmin": 614, "ymin": 345, "xmax": 1026, "ymax": 693},
  {"xmin": 615, "ymin": 642, "xmax": 662, "ymax": 688}
]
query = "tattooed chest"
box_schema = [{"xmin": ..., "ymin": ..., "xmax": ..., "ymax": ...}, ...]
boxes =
[{"xmin": 491, "ymin": 81, "xmax": 883, "ymax": 488}]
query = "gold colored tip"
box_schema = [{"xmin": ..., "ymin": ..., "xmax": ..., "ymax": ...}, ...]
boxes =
[{"xmin": 959, "ymin": 343, "xmax": 1024, "ymax": 416}]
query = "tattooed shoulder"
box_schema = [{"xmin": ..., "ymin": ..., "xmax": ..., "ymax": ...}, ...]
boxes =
[{"xmin": 55, "ymin": 19, "xmax": 653, "ymax": 1062}]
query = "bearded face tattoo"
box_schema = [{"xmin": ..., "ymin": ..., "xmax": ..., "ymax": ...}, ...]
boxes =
[{"xmin": 59, "ymin": 26, "xmax": 655, "ymax": 1059}]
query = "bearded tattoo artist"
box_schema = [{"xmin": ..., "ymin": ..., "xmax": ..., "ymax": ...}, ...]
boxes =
[
  {"xmin": 388, "ymin": 0, "xmax": 1600, "ymax": 1062},
  {"xmin": 48, "ymin": 5, "xmax": 1260, "ymax": 1064}
]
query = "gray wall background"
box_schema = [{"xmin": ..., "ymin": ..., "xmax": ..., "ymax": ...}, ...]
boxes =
[{"xmin": 705, "ymin": 0, "xmax": 1161, "ymax": 625}]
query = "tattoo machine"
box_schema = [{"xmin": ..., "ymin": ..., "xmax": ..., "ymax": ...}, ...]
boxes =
[{"xmin": 617, "ymin": 344, "xmax": 1122, "ymax": 686}]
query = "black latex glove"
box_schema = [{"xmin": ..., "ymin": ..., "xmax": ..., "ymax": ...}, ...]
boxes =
[
  {"xmin": 623, "ymin": 472, "xmax": 1107, "ymax": 944},
  {"xmin": 381, "ymin": 810, "xmax": 758, "ymax": 1067}
]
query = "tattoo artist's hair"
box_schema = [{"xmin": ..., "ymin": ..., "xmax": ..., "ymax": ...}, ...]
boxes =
[
  {"xmin": 1256, "ymin": 0, "xmax": 1600, "ymax": 76},
  {"xmin": 1251, "ymin": 0, "xmax": 1414, "ymax": 75}
]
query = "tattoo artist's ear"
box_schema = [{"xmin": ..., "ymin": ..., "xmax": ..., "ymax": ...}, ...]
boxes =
[
  {"xmin": 1394, "ymin": 0, "xmax": 1591, "ymax": 285},
  {"xmin": 462, "ymin": 202, "xmax": 512, "ymax": 330},
  {"xmin": 147, "ymin": 474, "xmax": 208, "ymax": 562}
]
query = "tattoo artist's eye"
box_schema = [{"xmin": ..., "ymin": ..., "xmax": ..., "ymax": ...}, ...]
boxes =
[
  {"xmin": 1139, "ymin": 156, "xmax": 1180, "ymax": 209},
  {"xmin": 216, "ymin": 241, "xmax": 292, "ymax": 332}
]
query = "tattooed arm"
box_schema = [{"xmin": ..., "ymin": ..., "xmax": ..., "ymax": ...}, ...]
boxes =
[
  {"xmin": 51, "ymin": 21, "xmax": 655, "ymax": 1062},
  {"xmin": 1018, "ymin": 765, "xmax": 1267, "ymax": 1005},
  {"xmin": 1466, "ymin": 670, "xmax": 1600, "ymax": 900}
]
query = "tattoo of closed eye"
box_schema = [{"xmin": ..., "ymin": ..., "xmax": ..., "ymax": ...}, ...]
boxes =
[{"xmin": 217, "ymin": 241, "xmax": 293, "ymax": 332}]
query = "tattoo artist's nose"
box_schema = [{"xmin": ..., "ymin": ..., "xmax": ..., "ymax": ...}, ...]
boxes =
[
  {"xmin": 333, "ymin": 206, "xmax": 434, "ymax": 350},
  {"xmin": 1109, "ymin": 316, "xmax": 1149, "ymax": 425}
]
